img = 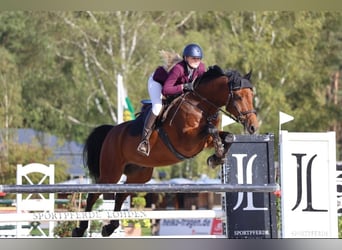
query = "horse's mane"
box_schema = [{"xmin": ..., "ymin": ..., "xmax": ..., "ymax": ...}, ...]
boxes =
[
  {"xmin": 196, "ymin": 65, "xmax": 253, "ymax": 90},
  {"xmin": 196, "ymin": 65, "xmax": 226, "ymax": 85}
]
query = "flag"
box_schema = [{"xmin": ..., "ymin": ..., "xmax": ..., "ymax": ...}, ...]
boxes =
[
  {"xmin": 279, "ymin": 111, "xmax": 294, "ymax": 125},
  {"xmin": 117, "ymin": 74, "xmax": 135, "ymax": 124},
  {"xmin": 221, "ymin": 113, "xmax": 236, "ymax": 129}
]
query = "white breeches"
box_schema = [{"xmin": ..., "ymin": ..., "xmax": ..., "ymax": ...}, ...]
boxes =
[{"xmin": 147, "ymin": 74, "xmax": 163, "ymax": 116}]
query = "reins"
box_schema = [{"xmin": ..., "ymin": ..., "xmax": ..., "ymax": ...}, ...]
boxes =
[{"xmin": 190, "ymin": 76, "xmax": 256, "ymax": 125}]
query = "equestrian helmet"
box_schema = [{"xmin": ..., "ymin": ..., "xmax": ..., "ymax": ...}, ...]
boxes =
[{"xmin": 182, "ymin": 43, "xmax": 203, "ymax": 59}]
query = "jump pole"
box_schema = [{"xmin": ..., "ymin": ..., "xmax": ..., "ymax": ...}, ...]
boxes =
[
  {"xmin": 0, "ymin": 183, "xmax": 278, "ymax": 194},
  {"xmin": 0, "ymin": 210, "xmax": 224, "ymax": 223}
]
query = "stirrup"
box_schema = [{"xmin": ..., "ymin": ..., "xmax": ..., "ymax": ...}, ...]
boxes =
[{"xmin": 137, "ymin": 140, "xmax": 150, "ymax": 156}]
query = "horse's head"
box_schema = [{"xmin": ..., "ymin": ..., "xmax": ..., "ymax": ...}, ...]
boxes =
[
  {"xmin": 193, "ymin": 65, "xmax": 258, "ymax": 134},
  {"xmin": 225, "ymin": 70, "xmax": 258, "ymax": 134}
]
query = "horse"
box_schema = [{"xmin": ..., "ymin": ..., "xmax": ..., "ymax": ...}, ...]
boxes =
[{"xmin": 72, "ymin": 65, "xmax": 258, "ymax": 237}]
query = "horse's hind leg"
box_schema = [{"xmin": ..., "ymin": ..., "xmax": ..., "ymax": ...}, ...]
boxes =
[{"xmin": 72, "ymin": 193, "xmax": 101, "ymax": 237}]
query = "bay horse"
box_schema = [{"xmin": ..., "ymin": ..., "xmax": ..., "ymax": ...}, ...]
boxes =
[{"xmin": 72, "ymin": 65, "xmax": 258, "ymax": 237}]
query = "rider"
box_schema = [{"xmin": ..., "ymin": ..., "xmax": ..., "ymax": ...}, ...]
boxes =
[
  {"xmin": 136, "ymin": 50, "xmax": 182, "ymax": 156},
  {"xmin": 137, "ymin": 43, "xmax": 206, "ymax": 156},
  {"xmin": 162, "ymin": 43, "xmax": 206, "ymax": 97}
]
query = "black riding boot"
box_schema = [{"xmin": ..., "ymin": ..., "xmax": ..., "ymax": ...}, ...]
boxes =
[{"xmin": 137, "ymin": 110, "xmax": 157, "ymax": 156}]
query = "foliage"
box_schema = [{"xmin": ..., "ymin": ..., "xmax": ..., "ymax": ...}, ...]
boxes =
[
  {"xmin": 121, "ymin": 193, "xmax": 151, "ymax": 229},
  {"xmin": 53, "ymin": 194, "xmax": 103, "ymax": 237},
  {"xmin": 0, "ymin": 46, "xmax": 22, "ymax": 131},
  {"xmin": 54, "ymin": 219, "xmax": 77, "ymax": 238},
  {"xmin": 53, "ymin": 198, "xmax": 78, "ymax": 237},
  {"xmin": 121, "ymin": 216, "xmax": 151, "ymax": 229},
  {"xmin": 0, "ymin": 141, "xmax": 69, "ymax": 190}
]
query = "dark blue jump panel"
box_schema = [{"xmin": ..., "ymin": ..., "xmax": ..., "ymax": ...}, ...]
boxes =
[{"xmin": 222, "ymin": 133, "xmax": 278, "ymax": 239}]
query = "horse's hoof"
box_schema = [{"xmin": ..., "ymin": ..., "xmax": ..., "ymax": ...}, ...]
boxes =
[
  {"xmin": 112, "ymin": 220, "xmax": 120, "ymax": 229},
  {"xmin": 207, "ymin": 155, "xmax": 224, "ymax": 169},
  {"xmin": 224, "ymin": 134, "xmax": 235, "ymax": 143},
  {"xmin": 101, "ymin": 225, "xmax": 114, "ymax": 237},
  {"xmin": 101, "ymin": 226, "xmax": 110, "ymax": 237},
  {"xmin": 101, "ymin": 221, "xmax": 120, "ymax": 237},
  {"xmin": 72, "ymin": 227, "xmax": 84, "ymax": 237},
  {"xmin": 207, "ymin": 155, "xmax": 216, "ymax": 169}
]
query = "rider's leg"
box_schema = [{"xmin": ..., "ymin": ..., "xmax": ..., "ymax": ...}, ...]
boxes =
[
  {"xmin": 137, "ymin": 110, "xmax": 158, "ymax": 156},
  {"xmin": 137, "ymin": 75, "xmax": 162, "ymax": 156}
]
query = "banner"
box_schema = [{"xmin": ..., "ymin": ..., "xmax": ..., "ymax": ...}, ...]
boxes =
[
  {"xmin": 158, "ymin": 218, "xmax": 223, "ymax": 235},
  {"xmin": 279, "ymin": 111, "xmax": 294, "ymax": 125},
  {"xmin": 280, "ymin": 131, "xmax": 338, "ymax": 238}
]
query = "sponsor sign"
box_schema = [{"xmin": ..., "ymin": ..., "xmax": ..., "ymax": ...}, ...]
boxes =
[
  {"xmin": 223, "ymin": 134, "xmax": 278, "ymax": 238},
  {"xmin": 158, "ymin": 218, "xmax": 222, "ymax": 235},
  {"xmin": 280, "ymin": 131, "xmax": 338, "ymax": 238}
]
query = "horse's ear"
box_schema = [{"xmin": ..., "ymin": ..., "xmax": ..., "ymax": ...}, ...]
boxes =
[{"xmin": 245, "ymin": 70, "xmax": 252, "ymax": 80}]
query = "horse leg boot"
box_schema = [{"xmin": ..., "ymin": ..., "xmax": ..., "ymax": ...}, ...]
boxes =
[
  {"xmin": 137, "ymin": 110, "xmax": 157, "ymax": 156},
  {"xmin": 206, "ymin": 126, "xmax": 228, "ymax": 169}
]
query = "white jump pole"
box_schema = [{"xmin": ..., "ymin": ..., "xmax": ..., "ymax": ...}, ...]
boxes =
[{"xmin": 0, "ymin": 210, "xmax": 224, "ymax": 223}]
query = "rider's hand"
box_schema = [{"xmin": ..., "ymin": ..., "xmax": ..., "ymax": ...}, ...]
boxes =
[{"xmin": 183, "ymin": 82, "xmax": 194, "ymax": 92}]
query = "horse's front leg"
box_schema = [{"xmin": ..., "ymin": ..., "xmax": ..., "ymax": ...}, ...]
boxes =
[
  {"xmin": 206, "ymin": 130, "xmax": 234, "ymax": 169},
  {"xmin": 207, "ymin": 124, "xmax": 224, "ymax": 158}
]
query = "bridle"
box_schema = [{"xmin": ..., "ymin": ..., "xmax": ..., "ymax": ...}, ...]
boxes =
[
  {"xmin": 187, "ymin": 76, "xmax": 257, "ymax": 126},
  {"xmin": 224, "ymin": 81, "xmax": 257, "ymax": 124}
]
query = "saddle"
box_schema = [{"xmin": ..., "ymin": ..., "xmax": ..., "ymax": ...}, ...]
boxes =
[{"xmin": 138, "ymin": 94, "xmax": 183, "ymax": 127}]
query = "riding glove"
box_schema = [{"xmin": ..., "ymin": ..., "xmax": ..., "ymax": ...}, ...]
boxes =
[{"xmin": 183, "ymin": 82, "xmax": 194, "ymax": 91}]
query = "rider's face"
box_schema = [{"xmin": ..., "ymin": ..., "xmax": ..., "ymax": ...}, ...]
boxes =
[{"xmin": 185, "ymin": 56, "xmax": 201, "ymax": 69}]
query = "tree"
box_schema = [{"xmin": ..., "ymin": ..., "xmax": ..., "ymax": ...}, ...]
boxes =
[
  {"xmin": 0, "ymin": 141, "xmax": 69, "ymax": 190},
  {"xmin": 0, "ymin": 46, "xmax": 21, "ymax": 175}
]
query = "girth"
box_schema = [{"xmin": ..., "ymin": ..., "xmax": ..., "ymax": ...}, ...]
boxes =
[{"xmin": 156, "ymin": 126, "xmax": 189, "ymax": 160}]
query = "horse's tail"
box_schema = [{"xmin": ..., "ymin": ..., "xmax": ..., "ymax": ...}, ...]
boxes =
[{"xmin": 83, "ymin": 124, "xmax": 114, "ymax": 179}]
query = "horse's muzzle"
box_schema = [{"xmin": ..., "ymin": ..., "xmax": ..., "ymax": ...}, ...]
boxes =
[
  {"xmin": 244, "ymin": 113, "xmax": 258, "ymax": 134},
  {"xmin": 247, "ymin": 124, "xmax": 257, "ymax": 134}
]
